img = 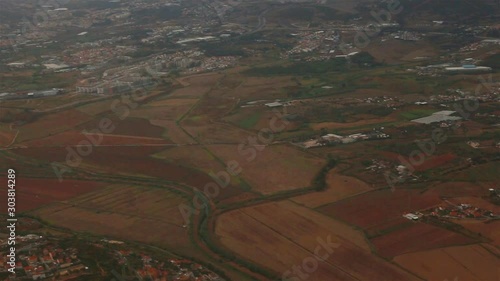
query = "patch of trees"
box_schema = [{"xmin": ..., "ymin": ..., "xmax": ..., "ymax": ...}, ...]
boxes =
[
  {"xmin": 313, "ymin": 157, "xmax": 337, "ymax": 191},
  {"xmin": 482, "ymin": 53, "xmax": 500, "ymax": 70},
  {"xmin": 486, "ymin": 28, "xmax": 500, "ymax": 38},
  {"xmin": 350, "ymin": 51, "xmax": 377, "ymax": 66}
]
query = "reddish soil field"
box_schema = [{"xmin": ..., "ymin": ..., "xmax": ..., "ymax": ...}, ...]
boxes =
[
  {"xmin": 317, "ymin": 189, "xmax": 442, "ymax": 230},
  {"xmin": 414, "ymin": 153, "xmax": 457, "ymax": 172},
  {"xmin": 16, "ymin": 109, "xmax": 93, "ymax": 142},
  {"xmin": 380, "ymin": 151, "xmax": 403, "ymax": 161},
  {"xmin": 21, "ymin": 130, "xmax": 171, "ymax": 146},
  {"xmin": 77, "ymin": 117, "xmax": 165, "ymax": 138},
  {"xmin": 0, "ymin": 131, "xmax": 15, "ymax": 147},
  {"xmin": 310, "ymin": 116, "xmax": 395, "ymax": 131},
  {"xmin": 365, "ymin": 217, "xmax": 411, "ymax": 237},
  {"xmin": 371, "ymin": 223, "xmax": 478, "ymax": 258},
  {"xmin": 216, "ymin": 201, "xmax": 422, "ymax": 281},
  {"xmin": 292, "ymin": 170, "xmax": 373, "ymax": 208},
  {"xmin": 149, "ymin": 120, "xmax": 195, "ymax": 144},
  {"xmin": 433, "ymin": 182, "xmax": 491, "ymax": 198},
  {"xmin": 454, "ymin": 220, "xmax": 500, "ymax": 247},
  {"xmin": 380, "ymin": 151, "xmax": 456, "ymax": 172},
  {"xmin": 210, "ymin": 144, "xmax": 325, "ymax": 194},
  {"xmin": 24, "ymin": 110, "xmax": 92, "ymax": 130},
  {"xmin": 0, "ymin": 177, "xmax": 104, "ymax": 213},
  {"xmin": 395, "ymin": 244, "xmax": 500, "ymax": 281},
  {"xmin": 14, "ymin": 147, "xmax": 244, "ymax": 200}
]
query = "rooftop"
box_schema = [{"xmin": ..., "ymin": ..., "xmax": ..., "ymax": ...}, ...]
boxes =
[{"xmin": 412, "ymin": 111, "xmax": 462, "ymax": 124}]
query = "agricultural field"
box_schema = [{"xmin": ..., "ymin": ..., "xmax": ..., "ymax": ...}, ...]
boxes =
[
  {"xmin": 444, "ymin": 162, "xmax": 500, "ymax": 182},
  {"xmin": 149, "ymin": 119, "xmax": 196, "ymax": 143},
  {"xmin": 15, "ymin": 109, "xmax": 94, "ymax": 143},
  {"xmin": 317, "ymin": 189, "xmax": 443, "ymax": 231},
  {"xmin": 29, "ymin": 184, "xmax": 198, "ymax": 256},
  {"xmin": 433, "ymin": 182, "xmax": 493, "ymax": 198},
  {"xmin": 74, "ymin": 98, "xmax": 116, "ymax": 115},
  {"xmin": 182, "ymin": 123, "xmax": 253, "ymax": 144},
  {"xmin": 129, "ymin": 98, "xmax": 199, "ymax": 120},
  {"xmin": 309, "ymin": 116, "xmax": 397, "ymax": 131},
  {"xmin": 209, "ymin": 144, "xmax": 326, "ymax": 194},
  {"xmin": 371, "ymin": 223, "xmax": 478, "ymax": 258},
  {"xmin": 76, "ymin": 116, "xmax": 165, "ymax": 138},
  {"xmin": 452, "ymin": 220, "xmax": 500, "ymax": 247},
  {"xmin": 224, "ymin": 108, "xmax": 267, "ymax": 130},
  {"xmin": 227, "ymin": 76, "xmax": 297, "ymax": 101},
  {"xmin": 167, "ymin": 85, "xmax": 212, "ymax": 98},
  {"xmin": 394, "ymin": 244, "xmax": 500, "ymax": 281},
  {"xmin": 153, "ymin": 146, "xmax": 222, "ymax": 171},
  {"xmin": 291, "ymin": 168, "xmax": 374, "ymax": 208},
  {"xmin": 0, "ymin": 123, "xmax": 16, "ymax": 147},
  {"xmin": 366, "ymin": 38, "xmax": 439, "ymax": 63},
  {"xmin": 0, "ymin": 93, "xmax": 97, "ymax": 111},
  {"xmin": 20, "ymin": 130, "xmax": 171, "ymax": 147},
  {"xmin": 0, "ymin": 177, "xmax": 105, "ymax": 212},
  {"xmin": 169, "ymin": 73, "xmax": 222, "ymax": 98},
  {"xmin": 413, "ymin": 153, "xmax": 458, "ymax": 172},
  {"xmin": 13, "ymin": 146, "xmax": 245, "ymax": 200},
  {"xmin": 0, "ymin": 1, "xmax": 498, "ymax": 280},
  {"xmin": 215, "ymin": 200, "xmax": 422, "ymax": 281}
]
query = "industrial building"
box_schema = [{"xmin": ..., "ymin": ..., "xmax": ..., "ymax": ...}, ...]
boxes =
[
  {"xmin": 445, "ymin": 65, "xmax": 492, "ymax": 73},
  {"xmin": 411, "ymin": 110, "xmax": 462, "ymax": 124}
]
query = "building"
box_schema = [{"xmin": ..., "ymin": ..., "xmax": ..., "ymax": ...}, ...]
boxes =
[
  {"xmin": 7, "ymin": 62, "xmax": 26, "ymax": 68},
  {"xmin": 445, "ymin": 65, "xmax": 492, "ymax": 73},
  {"xmin": 43, "ymin": 63, "xmax": 70, "ymax": 70},
  {"xmin": 265, "ymin": 101, "xmax": 283, "ymax": 108},
  {"xmin": 403, "ymin": 213, "xmax": 419, "ymax": 220},
  {"xmin": 412, "ymin": 110, "xmax": 462, "ymax": 124}
]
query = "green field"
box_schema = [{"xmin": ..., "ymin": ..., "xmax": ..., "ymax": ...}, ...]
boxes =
[
  {"xmin": 237, "ymin": 112, "xmax": 263, "ymax": 129},
  {"xmin": 399, "ymin": 109, "xmax": 437, "ymax": 120}
]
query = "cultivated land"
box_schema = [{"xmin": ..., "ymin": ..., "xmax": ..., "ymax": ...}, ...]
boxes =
[
  {"xmin": 209, "ymin": 144, "xmax": 326, "ymax": 194},
  {"xmin": 31, "ymin": 184, "xmax": 197, "ymax": 255},
  {"xmin": 394, "ymin": 244, "xmax": 500, "ymax": 281},
  {"xmin": 371, "ymin": 223, "xmax": 478, "ymax": 258},
  {"xmin": 317, "ymin": 189, "xmax": 443, "ymax": 231},
  {"xmin": 0, "ymin": 177, "xmax": 105, "ymax": 212},
  {"xmin": 1, "ymin": 0, "xmax": 499, "ymax": 280},
  {"xmin": 15, "ymin": 109, "xmax": 94, "ymax": 142},
  {"xmin": 291, "ymin": 168, "xmax": 374, "ymax": 208},
  {"xmin": 216, "ymin": 200, "xmax": 422, "ymax": 281}
]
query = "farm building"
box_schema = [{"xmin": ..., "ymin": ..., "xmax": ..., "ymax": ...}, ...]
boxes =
[
  {"xmin": 403, "ymin": 213, "xmax": 420, "ymax": 220},
  {"xmin": 445, "ymin": 65, "xmax": 492, "ymax": 73},
  {"xmin": 265, "ymin": 101, "xmax": 283, "ymax": 108},
  {"xmin": 412, "ymin": 110, "xmax": 462, "ymax": 124}
]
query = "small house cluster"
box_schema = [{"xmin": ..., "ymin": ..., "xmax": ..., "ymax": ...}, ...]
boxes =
[
  {"xmin": 0, "ymin": 236, "xmax": 88, "ymax": 280},
  {"xmin": 113, "ymin": 249, "xmax": 226, "ymax": 281},
  {"xmin": 422, "ymin": 203, "xmax": 496, "ymax": 220}
]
